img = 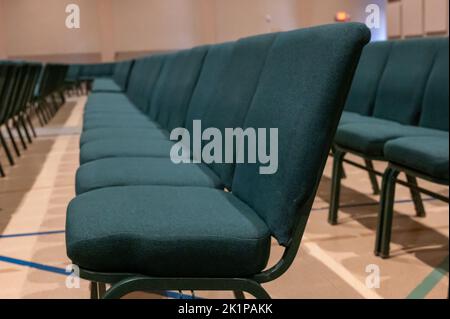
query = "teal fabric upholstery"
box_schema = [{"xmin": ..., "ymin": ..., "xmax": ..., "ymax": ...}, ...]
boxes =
[
  {"xmin": 77, "ymin": 36, "xmax": 274, "ymax": 193},
  {"xmin": 419, "ymin": 40, "xmax": 449, "ymax": 132},
  {"xmin": 343, "ymin": 41, "xmax": 392, "ymax": 116},
  {"xmin": 82, "ymin": 117, "xmax": 159, "ymax": 131},
  {"xmin": 183, "ymin": 43, "xmax": 236, "ymax": 136},
  {"xmin": 201, "ymin": 33, "xmax": 276, "ymax": 189},
  {"xmin": 372, "ymin": 38, "xmax": 443, "ymax": 125},
  {"xmin": 384, "ymin": 136, "xmax": 449, "ymax": 181},
  {"xmin": 335, "ymin": 122, "xmax": 447, "ymax": 157},
  {"xmin": 150, "ymin": 47, "xmax": 208, "ymax": 130},
  {"xmin": 75, "ymin": 158, "xmax": 222, "ymax": 194},
  {"xmin": 66, "ymin": 186, "xmax": 271, "ymax": 277},
  {"xmin": 232, "ymin": 23, "xmax": 371, "ymax": 245},
  {"xmin": 80, "ymin": 127, "xmax": 168, "ymax": 146},
  {"xmin": 80, "ymin": 139, "xmax": 177, "ymax": 164},
  {"xmin": 112, "ymin": 60, "xmax": 134, "ymax": 91},
  {"xmin": 67, "ymin": 23, "xmax": 371, "ymax": 279},
  {"xmin": 85, "ymin": 92, "xmax": 130, "ymax": 107},
  {"xmin": 91, "ymin": 79, "xmax": 122, "ymax": 93},
  {"xmin": 127, "ymin": 55, "xmax": 166, "ymax": 113}
]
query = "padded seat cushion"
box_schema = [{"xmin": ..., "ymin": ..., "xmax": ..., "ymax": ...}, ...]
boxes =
[
  {"xmin": 335, "ymin": 121, "xmax": 447, "ymax": 157},
  {"xmin": 66, "ymin": 186, "xmax": 271, "ymax": 277},
  {"xmin": 83, "ymin": 112, "xmax": 149, "ymax": 122},
  {"xmin": 92, "ymin": 79, "xmax": 122, "ymax": 93},
  {"xmin": 82, "ymin": 118, "xmax": 160, "ymax": 131},
  {"xmin": 339, "ymin": 112, "xmax": 405, "ymax": 126},
  {"xmin": 76, "ymin": 158, "xmax": 222, "ymax": 194},
  {"xmin": 80, "ymin": 127, "xmax": 168, "ymax": 146},
  {"xmin": 86, "ymin": 92, "xmax": 130, "ymax": 106},
  {"xmin": 80, "ymin": 138, "xmax": 178, "ymax": 164},
  {"xmin": 384, "ymin": 136, "xmax": 449, "ymax": 181},
  {"xmin": 83, "ymin": 104, "xmax": 141, "ymax": 116},
  {"xmin": 339, "ymin": 111, "xmax": 366, "ymax": 125}
]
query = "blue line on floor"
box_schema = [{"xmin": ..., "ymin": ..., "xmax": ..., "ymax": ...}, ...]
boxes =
[
  {"xmin": 0, "ymin": 255, "xmax": 70, "ymax": 275},
  {"xmin": 0, "ymin": 230, "xmax": 65, "ymax": 239},
  {"xmin": 0, "ymin": 255, "xmax": 200, "ymax": 299}
]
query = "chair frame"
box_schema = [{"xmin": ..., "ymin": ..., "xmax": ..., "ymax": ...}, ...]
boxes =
[
  {"xmin": 375, "ymin": 163, "xmax": 449, "ymax": 258},
  {"xmin": 328, "ymin": 144, "xmax": 430, "ymax": 226}
]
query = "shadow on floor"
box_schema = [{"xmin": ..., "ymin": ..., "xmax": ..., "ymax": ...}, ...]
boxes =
[{"xmin": 316, "ymin": 175, "xmax": 449, "ymax": 269}]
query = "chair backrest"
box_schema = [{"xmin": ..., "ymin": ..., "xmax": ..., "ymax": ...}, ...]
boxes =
[
  {"xmin": 0, "ymin": 63, "xmax": 10, "ymax": 124},
  {"xmin": 419, "ymin": 39, "xmax": 449, "ymax": 132},
  {"xmin": 151, "ymin": 46, "xmax": 208, "ymax": 131},
  {"xmin": 0, "ymin": 64, "xmax": 19, "ymax": 124},
  {"xmin": 65, "ymin": 64, "xmax": 81, "ymax": 82},
  {"xmin": 231, "ymin": 23, "xmax": 370, "ymax": 245},
  {"xmin": 113, "ymin": 60, "xmax": 134, "ymax": 91},
  {"xmin": 79, "ymin": 63, "xmax": 115, "ymax": 79},
  {"xmin": 184, "ymin": 42, "xmax": 236, "ymax": 136},
  {"xmin": 200, "ymin": 33, "xmax": 277, "ymax": 189},
  {"xmin": 344, "ymin": 40, "xmax": 392, "ymax": 115},
  {"xmin": 372, "ymin": 38, "xmax": 442, "ymax": 125},
  {"xmin": 124, "ymin": 55, "xmax": 163, "ymax": 111}
]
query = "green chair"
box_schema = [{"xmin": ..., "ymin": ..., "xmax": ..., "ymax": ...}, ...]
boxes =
[
  {"xmin": 328, "ymin": 37, "xmax": 446, "ymax": 225},
  {"xmin": 375, "ymin": 41, "xmax": 449, "ymax": 258},
  {"xmin": 75, "ymin": 35, "xmax": 275, "ymax": 194},
  {"xmin": 66, "ymin": 23, "xmax": 370, "ymax": 299}
]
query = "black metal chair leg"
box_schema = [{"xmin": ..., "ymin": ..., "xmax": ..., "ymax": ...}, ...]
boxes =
[
  {"xmin": 25, "ymin": 112, "xmax": 37, "ymax": 138},
  {"xmin": 406, "ymin": 175, "xmax": 426, "ymax": 218},
  {"xmin": 375, "ymin": 167, "xmax": 392, "ymax": 255},
  {"xmin": 90, "ymin": 282, "xmax": 106, "ymax": 299},
  {"xmin": 0, "ymin": 131, "xmax": 15, "ymax": 166},
  {"xmin": 19, "ymin": 115, "xmax": 33, "ymax": 144},
  {"xmin": 33, "ymin": 102, "xmax": 45, "ymax": 127},
  {"xmin": 5, "ymin": 123, "xmax": 21, "ymax": 157},
  {"xmin": 379, "ymin": 167, "xmax": 400, "ymax": 259},
  {"xmin": 13, "ymin": 118, "xmax": 27, "ymax": 150},
  {"xmin": 234, "ymin": 291, "xmax": 246, "ymax": 299},
  {"xmin": 328, "ymin": 149, "xmax": 346, "ymax": 225},
  {"xmin": 0, "ymin": 159, "xmax": 5, "ymax": 177},
  {"xmin": 90, "ymin": 282, "xmax": 99, "ymax": 299},
  {"xmin": 365, "ymin": 159, "xmax": 380, "ymax": 195}
]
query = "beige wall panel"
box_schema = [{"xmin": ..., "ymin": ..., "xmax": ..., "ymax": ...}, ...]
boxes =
[
  {"xmin": 112, "ymin": 0, "xmax": 204, "ymax": 52},
  {"xmin": 0, "ymin": 0, "xmax": 7, "ymax": 58},
  {"xmin": 402, "ymin": 0, "xmax": 424, "ymax": 37},
  {"xmin": 388, "ymin": 1, "xmax": 402, "ymax": 38},
  {"xmin": 424, "ymin": 0, "xmax": 448, "ymax": 34},
  {"xmin": 4, "ymin": 0, "xmax": 101, "ymax": 57}
]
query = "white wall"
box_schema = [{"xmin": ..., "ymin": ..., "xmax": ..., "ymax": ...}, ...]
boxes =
[
  {"xmin": 0, "ymin": 0, "xmax": 7, "ymax": 59},
  {"xmin": 3, "ymin": 0, "xmax": 101, "ymax": 59},
  {"xmin": 112, "ymin": 0, "xmax": 208, "ymax": 52},
  {"xmin": 213, "ymin": 0, "xmax": 302, "ymax": 42},
  {"xmin": 0, "ymin": 0, "xmax": 391, "ymax": 62}
]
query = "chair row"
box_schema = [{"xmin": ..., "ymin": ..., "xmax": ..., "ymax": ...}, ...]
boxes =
[
  {"xmin": 65, "ymin": 23, "xmax": 371, "ymax": 299},
  {"xmin": 0, "ymin": 62, "xmax": 68, "ymax": 177},
  {"xmin": 65, "ymin": 62, "xmax": 117, "ymax": 94},
  {"xmin": 329, "ymin": 37, "xmax": 449, "ymax": 258}
]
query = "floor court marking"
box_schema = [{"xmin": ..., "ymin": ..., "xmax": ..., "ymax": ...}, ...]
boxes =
[
  {"xmin": 0, "ymin": 230, "xmax": 65, "ymax": 239},
  {"xmin": 407, "ymin": 256, "xmax": 449, "ymax": 299},
  {"xmin": 0, "ymin": 255, "xmax": 198, "ymax": 299},
  {"xmin": 303, "ymin": 241, "xmax": 383, "ymax": 299},
  {"xmin": 0, "ymin": 255, "xmax": 69, "ymax": 275}
]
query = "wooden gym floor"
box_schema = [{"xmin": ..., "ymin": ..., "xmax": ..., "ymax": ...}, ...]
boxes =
[{"xmin": 0, "ymin": 97, "xmax": 448, "ymax": 299}]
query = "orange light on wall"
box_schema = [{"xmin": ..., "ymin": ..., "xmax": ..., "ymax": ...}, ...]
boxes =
[{"xmin": 335, "ymin": 11, "xmax": 351, "ymax": 22}]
